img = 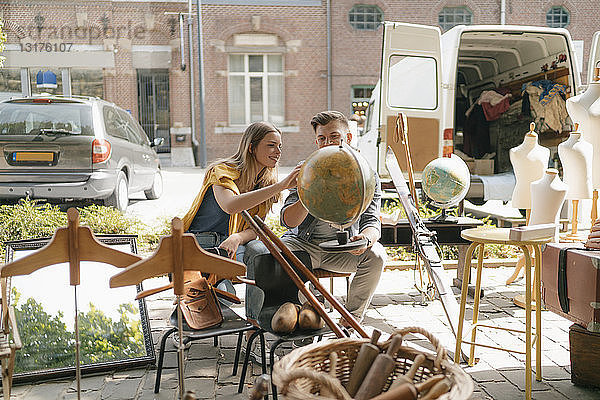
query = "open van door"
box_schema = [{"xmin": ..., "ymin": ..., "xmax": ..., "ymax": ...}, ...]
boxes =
[
  {"xmin": 587, "ymin": 31, "xmax": 600, "ymax": 84},
  {"xmin": 379, "ymin": 22, "xmax": 443, "ymax": 176}
]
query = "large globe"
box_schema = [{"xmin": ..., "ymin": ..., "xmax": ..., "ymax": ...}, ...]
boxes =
[
  {"xmin": 422, "ymin": 155, "xmax": 471, "ymax": 207},
  {"xmin": 297, "ymin": 143, "xmax": 375, "ymax": 228}
]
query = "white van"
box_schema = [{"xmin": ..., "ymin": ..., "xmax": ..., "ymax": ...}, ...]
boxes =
[{"xmin": 358, "ymin": 22, "xmax": 600, "ymax": 202}]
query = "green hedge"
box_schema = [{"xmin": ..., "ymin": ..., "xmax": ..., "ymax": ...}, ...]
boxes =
[{"xmin": 0, "ymin": 199, "xmax": 170, "ymax": 261}]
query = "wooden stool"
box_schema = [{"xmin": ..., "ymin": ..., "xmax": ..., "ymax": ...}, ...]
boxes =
[
  {"xmin": 454, "ymin": 228, "xmax": 551, "ymax": 400},
  {"xmin": 313, "ymin": 269, "xmax": 351, "ymax": 296}
]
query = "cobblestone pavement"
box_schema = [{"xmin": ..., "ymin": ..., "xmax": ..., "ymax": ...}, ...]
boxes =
[{"xmin": 6, "ymin": 266, "xmax": 600, "ymax": 399}]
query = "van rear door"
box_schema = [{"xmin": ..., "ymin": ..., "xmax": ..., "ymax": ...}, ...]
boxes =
[
  {"xmin": 587, "ymin": 31, "xmax": 600, "ymax": 84},
  {"xmin": 379, "ymin": 22, "xmax": 443, "ymax": 176}
]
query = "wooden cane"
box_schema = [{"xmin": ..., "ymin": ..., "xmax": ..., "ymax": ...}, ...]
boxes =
[
  {"xmin": 241, "ymin": 211, "xmax": 346, "ymax": 338},
  {"xmin": 250, "ymin": 214, "xmax": 369, "ymax": 338}
]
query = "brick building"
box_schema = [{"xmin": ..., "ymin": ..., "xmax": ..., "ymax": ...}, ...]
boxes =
[{"xmin": 1, "ymin": 0, "xmax": 599, "ymax": 166}]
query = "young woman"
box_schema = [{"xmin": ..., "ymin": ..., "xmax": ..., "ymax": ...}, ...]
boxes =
[{"xmin": 182, "ymin": 121, "xmax": 299, "ymax": 264}]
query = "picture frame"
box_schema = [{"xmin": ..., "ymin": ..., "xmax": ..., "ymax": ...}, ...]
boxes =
[{"xmin": 4, "ymin": 234, "xmax": 155, "ymax": 383}]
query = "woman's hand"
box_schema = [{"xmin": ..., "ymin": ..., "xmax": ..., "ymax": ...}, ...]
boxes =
[
  {"xmin": 279, "ymin": 163, "xmax": 302, "ymax": 190},
  {"xmin": 219, "ymin": 233, "xmax": 242, "ymax": 259}
]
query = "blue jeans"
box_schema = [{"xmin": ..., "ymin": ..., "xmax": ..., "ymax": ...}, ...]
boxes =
[
  {"xmin": 243, "ymin": 239, "xmax": 269, "ymax": 321},
  {"xmin": 191, "ymin": 231, "xmax": 244, "ymax": 302}
]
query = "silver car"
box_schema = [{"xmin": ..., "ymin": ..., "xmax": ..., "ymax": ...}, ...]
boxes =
[{"xmin": 0, "ymin": 96, "xmax": 163, "ymax": 211}]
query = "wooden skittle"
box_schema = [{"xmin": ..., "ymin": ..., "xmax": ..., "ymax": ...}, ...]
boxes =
[
  {"xmin": 346, "ymin": 329, "xmax": 382, "ymax": 396},
  {"xmin": 415, "ymin": 375, "xmax": 445, "ymax": 394},
  {"xmin": 369, "ymin": 374, "xmax": 446, "ymax": 400},
  {"xmin": 389, "ymin": 354, "xmax": 425, "ymax": 390},
  {"xmin": 420, "ymin": 377, "xmax": 451, "ymax": 400},
  {"xmin": 368, "ymin": 383, "xmax": 417, "ymax": 400},
  {"xmin": 354, "ymin": 335, "xmax": 403, "ymax": 400}
]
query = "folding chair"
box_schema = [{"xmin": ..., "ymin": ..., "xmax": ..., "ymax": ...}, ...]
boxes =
[
  {"xmin": 152, "ymin": 247, "xmax": 266, "ymax": 394},
  {"xmin": 238, "ymin": 250, "xmax": 329, "ymax": 399}
]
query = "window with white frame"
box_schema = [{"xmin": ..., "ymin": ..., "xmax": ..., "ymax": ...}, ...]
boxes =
[
  {"xmin": 228, "ymin": 54, "xmax": 284, "ymax": 125},
  {"xmin": 546, "ymin": 6, "xmax": 569, "ymax": 28},
  {"xmin": 438, "ymin": 7, "xmax": 472, "ymax": 32}
]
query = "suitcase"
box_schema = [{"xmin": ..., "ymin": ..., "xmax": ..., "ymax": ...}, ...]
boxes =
[
  {"xmin": 541, "ymin": 242, "xmax": 600, "ymax": 332},
  {"xmin": 569, "ymin": 323, "xmax": 600, "ymax": 387}
]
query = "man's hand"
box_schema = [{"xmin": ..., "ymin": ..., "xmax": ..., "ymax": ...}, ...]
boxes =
[
  {"xmin": 349, "ymin": 233, "xmax": 369, "ymax": 255},
  {"xmin": 219, "ymin": 233, "xmax": 242, "ymax": 259}
]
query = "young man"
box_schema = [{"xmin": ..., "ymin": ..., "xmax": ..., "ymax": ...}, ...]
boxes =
[{"xmin": 279, "ymin": 110, "xmax": 386, "ymax": 323}]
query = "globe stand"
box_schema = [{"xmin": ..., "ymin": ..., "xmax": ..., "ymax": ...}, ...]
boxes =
[
  {"xmin": 319, "ymin": 230, "xmax": 367, "ymax": 252},
  {"xmin": 430, "ymin": 207, "xmax": 458, "ymax": 224}
]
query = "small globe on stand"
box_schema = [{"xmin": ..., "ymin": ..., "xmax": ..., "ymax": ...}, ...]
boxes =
[
  {"xmin": 297, "ymin": 143, "xmax": 376, "ymax": 250},
  {"xmin": 422, "ymin": 155, "xmax": 471, "ymax": 223}
]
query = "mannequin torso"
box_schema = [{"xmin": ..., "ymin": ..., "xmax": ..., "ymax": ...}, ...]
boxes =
[
  {"xmin": 567, "ymin": 83, "xmax": 600, "ymax": 135},
  {"xmin": 510, "ymin": 133, "xmax": 550, "ymax": 209},
  {"xmin": 529, "ymin": 169, "xmax": 568, "ymax": 240},
  {"xmin": 567, "ymin": 83, "xmax": 600, "ymax": 188},
  {"xmin": 558, "ymin": 132, "xmax": 593, "ymax": 199}
]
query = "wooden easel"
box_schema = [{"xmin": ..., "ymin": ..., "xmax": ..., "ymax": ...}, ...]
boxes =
[
  {"xmin": 0, "ymin": 208, "xmax": 142, "ymax": 399},
  {"xmin": 109, "ymin": 217, "xmax": 245, "ymax": 400}
]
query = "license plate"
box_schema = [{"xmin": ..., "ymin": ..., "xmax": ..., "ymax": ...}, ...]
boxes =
[{"xmin": 13, "ymin": 152, "xmax": 54, "ymax": 162}]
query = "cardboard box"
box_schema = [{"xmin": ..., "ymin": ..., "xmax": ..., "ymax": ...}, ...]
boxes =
[{"xmin": 465, "ymin": 159, "xmax": 495, "ymax": 175}]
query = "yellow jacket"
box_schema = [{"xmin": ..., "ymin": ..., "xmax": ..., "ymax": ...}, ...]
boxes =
[{"xmin": 182, "ymin": 163, "xmax": 268, "ymax": 235}]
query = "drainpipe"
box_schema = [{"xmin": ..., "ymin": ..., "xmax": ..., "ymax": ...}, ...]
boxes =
[
  {"xmin": 188, "ymin": 0, "xmax": 198, "ymax": 162},
  {"xmin": 179, "ymin": 14, "xmax": 186, "ymax": 71},
  {"xmin": 326, "ymin": 0, "xmax": 332, "ymax": 110},
  {"xmin": 196, "ymin": 0, "xmax": 207, "ymax": 167},
  {"xmin": 500, "ymin": 0, "xmax": 506, "ymax": 24}
]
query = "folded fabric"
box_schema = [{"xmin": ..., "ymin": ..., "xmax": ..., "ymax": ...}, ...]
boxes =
[
  {"xmin": 481, "ymin": 96, "xmax": 510, "ymax": 121},
  {"xmin": 478, "ymin": 90, "xmax": 510, "ymax": 107}
]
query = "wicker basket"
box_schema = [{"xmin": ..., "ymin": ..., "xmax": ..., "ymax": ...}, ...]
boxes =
[{"xmin": 272, "ymin": 327, "xmax": 473, "ymax": 400}]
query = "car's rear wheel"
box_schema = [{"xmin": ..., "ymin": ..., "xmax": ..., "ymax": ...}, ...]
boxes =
[
  {"xmin": 105, "ymin": 171, "xmax": 129, "ymax": 211},
  {"xmin": 144, "ymin": 170, "xmax": 163, "ymax": 200}
]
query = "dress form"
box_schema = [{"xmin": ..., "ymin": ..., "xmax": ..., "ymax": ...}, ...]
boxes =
[
  {"xmin": 512, "ymin": 169, "xmax": 567, "ymax": 309},
  {"xmin": 505, "ymin": 123, "xmax": 550, "ymax": 287},
  {"xmin": 529, "ymin": 169, "xmax": 568, "ymax": 241},
  {"xmin": 509, "ymin": 123, "xmax": 550, "ymax": 211},
  {"xmin": 566, "ymin": 63, "xmax": 600, "ymax": 223},
  {"xmin": 558, "ymin": 124, "xmax": 593, "ymax": 240}
]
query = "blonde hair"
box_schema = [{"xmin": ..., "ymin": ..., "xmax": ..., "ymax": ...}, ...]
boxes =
[{"xmin": 209, "ymin": 121, "xmax": 281, "ymax": 212}]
